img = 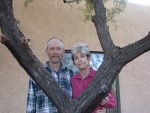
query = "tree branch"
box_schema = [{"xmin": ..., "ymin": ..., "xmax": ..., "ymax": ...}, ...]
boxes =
[
  {"xmin": 120, "ymin": 33, "xmax": 150, "ymax": 64},
  {"xmin": 92, "ymin": 0, "xmax": 116, "ymax": 53}
]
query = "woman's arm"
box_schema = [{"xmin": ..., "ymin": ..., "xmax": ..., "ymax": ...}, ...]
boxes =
[{"xmin": 100, "ymin": 90, "xmax": 116, "ymax": 108}]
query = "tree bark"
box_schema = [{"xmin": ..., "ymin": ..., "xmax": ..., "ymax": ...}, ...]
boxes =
[{"xmin": 0, "ymin": 0, "xmax": 150, "ymax": 113}]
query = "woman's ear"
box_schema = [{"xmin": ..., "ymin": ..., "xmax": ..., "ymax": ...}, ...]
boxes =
[
  {"xmin": 72, "ymin": 57, "xmax": 75, "ymax": 65},
  {"xmin": 87, "ymin": 56, "xmax": 90, "ymax": 62},
  {"xmin": 72, "ymin": 59, "xmax": 75, "ymax": 65}
]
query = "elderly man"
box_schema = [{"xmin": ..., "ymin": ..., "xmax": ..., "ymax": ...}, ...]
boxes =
[{"xmin": 26, "ymin": 37, "xmax": 74, "ymax": 113}]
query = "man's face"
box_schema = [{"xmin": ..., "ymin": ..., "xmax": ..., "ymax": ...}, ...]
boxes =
[{"xmin": 45, "ymin": 39, "xmax": 64, "ymax": 64}]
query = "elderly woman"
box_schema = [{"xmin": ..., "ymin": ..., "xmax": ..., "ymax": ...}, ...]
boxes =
[{"xmin": 71, "ymin": 43, "xmax": 116, "ymax": 113}]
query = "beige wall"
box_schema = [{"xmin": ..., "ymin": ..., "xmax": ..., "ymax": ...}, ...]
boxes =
[
  {"xmin": 112, "ymin": 3, "xmax": 150, "ymax": 113},
  {"xmin": 0, "ymin": 0, "xmax": 150, "ymax": 113}
]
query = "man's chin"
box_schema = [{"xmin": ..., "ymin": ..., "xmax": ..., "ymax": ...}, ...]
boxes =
[
  {"xmin": 52, "ymin": 61, "xmax": 60, "ymax": 64},
  {"xmin": 51, "ymin": 60, "xmax": 61, "ymax": 64},
  {"xmin": 50, "ymin": 57, "xmax": 61, "ymax": 63}
]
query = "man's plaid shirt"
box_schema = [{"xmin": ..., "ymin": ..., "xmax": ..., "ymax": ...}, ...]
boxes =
[{"xmin": 26, "ymin": 61, "xmax": 74, "ymax": 113}]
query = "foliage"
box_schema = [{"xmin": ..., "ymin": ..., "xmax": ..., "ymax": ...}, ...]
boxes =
[
  {"xmin": 24, "ymin": 0, "xmax": 127, "ymax": 27},
  {"xmin": 24, "ymin": 0, "xmax": 34, "ymax": 7},
  {"xmin": 75, "ymin": 0, "xmax": 127, "ymax": 27},
  {"xmin": 105, "ymin": 0, "xmax": 127, "ymax": 27}
]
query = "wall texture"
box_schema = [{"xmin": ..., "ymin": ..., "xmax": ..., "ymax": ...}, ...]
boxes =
[{"xmin": 0, "ymin": 0, "xmax": 150, "ymax": 113}]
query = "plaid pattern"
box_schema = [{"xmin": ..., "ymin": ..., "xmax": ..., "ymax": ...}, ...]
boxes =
[{"xmin": 26, "ymin": 61, "xmax": 73, "ymax": 113}]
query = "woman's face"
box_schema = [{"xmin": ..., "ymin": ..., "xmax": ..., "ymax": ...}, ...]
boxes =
[{"xmin": 73, "ymin": 52, "xmax": 90, "ymax": 70}]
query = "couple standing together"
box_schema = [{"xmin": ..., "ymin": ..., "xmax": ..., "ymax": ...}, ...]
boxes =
[{"xmin": 26, "ymin": 37, "xmax": 116, "ymax": 113}]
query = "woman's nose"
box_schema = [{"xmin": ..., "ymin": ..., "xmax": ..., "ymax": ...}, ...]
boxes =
[{"xmin": 78, "ymin": 57, "xmax": 82, "ymax": 61}]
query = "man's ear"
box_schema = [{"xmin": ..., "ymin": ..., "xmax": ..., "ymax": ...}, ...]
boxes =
[
  {"xmin": 45, "ymin": 49, "xmax": 48, "ymax": 54},
  {"xmin": 62, "ymin": 49, "xmax": 65, "ymax": 55},
  {"xmin": 61, "ymin": 49, "xmax": 65, "ymax": 57}
]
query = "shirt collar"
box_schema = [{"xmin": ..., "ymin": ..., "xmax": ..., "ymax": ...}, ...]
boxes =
[
  {"xmin": 74, "ymin": 68, "xmax": 95, "ymax": 79},
  {"xmin": 44, "ymin": 61, "xmax": 66, "ymax": 72}
]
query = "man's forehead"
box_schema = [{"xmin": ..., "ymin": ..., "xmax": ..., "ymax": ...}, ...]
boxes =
[
  {"xmin": 47, "ymin": 39, "xmax": 63, "ymax": 49},
  {"xmin": 48, "ymin": 39, "xmax": 61, "ymax": 45}
]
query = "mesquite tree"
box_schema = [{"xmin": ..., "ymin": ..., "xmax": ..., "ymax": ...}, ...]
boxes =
[{"xmin": 0, "ymin": 0, "xmax": 150, "ymax": 113}]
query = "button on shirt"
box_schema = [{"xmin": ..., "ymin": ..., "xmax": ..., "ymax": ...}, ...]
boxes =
[{"xmin": 26, "ymin": 61, "xmax": 73, "ymax": 113}]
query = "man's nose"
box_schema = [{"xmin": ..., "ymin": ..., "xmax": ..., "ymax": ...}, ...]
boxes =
[{"xmin": 53, "ymin": 48, "xmax": 58, "ymax": 53}]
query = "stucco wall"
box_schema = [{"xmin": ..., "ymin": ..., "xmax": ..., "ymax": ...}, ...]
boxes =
[
  {"xmin": 0, "ymin": 0, "xmax": 150, "ymax": 113},
  {"xmin": 112, "ymin": 3, "xmax": 150, "ymax": 113}
]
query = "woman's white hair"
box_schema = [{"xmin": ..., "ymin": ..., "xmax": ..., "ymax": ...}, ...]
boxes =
[{"xmin": 71, "ymin": 43, "xmax": 91, "ymax": 60}]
